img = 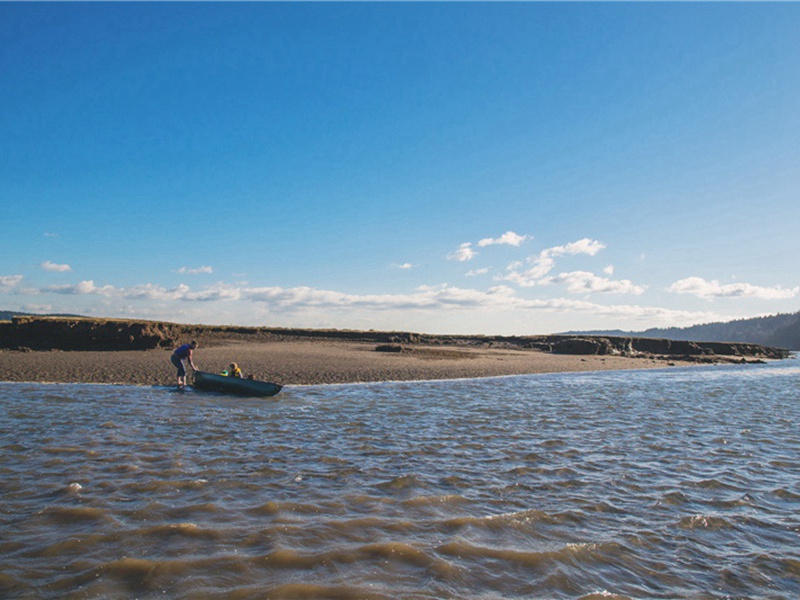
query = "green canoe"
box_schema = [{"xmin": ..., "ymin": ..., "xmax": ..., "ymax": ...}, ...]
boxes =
[{"xmin": 193, "ymin": 371, "xmax": 282, "ymax": 397}]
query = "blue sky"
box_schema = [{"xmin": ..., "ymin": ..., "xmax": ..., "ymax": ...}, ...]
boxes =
[{"xmin": 2, "ymin": 3, "xmax": 799, "ymax": 334}]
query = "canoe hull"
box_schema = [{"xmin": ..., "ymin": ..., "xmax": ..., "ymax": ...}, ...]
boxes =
[{"xmin": 193, "ymin": 371, "xmax": 282, "ymax": 397}]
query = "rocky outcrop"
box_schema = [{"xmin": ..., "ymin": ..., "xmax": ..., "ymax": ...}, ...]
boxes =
[
  {"xmin": 530, "ymin": 335, "xmax": 787, "ymax": 361},
  {"xmin": 375, "ymin": 345, "xmax": 405, "ymax": 353}
]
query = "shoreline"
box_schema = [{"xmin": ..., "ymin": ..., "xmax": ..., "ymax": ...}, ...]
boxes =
[{"xmin": 0, "ymin": 339, "xmax": 749, "ymax": 388}]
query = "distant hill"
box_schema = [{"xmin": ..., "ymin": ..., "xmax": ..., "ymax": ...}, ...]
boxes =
[
  {"xmin": 567, "ymin": 311, "xmax": 800, "ymax": 350},
  {"xmin": 0, "ymin": 309, "xmax": 85, "ymax": 321}
]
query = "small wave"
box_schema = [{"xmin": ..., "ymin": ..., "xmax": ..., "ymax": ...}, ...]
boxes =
[
  {"xmin": 438, "ymin": 474, "xmax": 470, "ymax": 489},
  {"xmin": 677, "ymin": 515, "xmax": 735, "ymax": 530},
  {"xmin": 37, "ymin": 505, "xmax": 117, "ymax": 525},
  {"xmin": 773, "ymin": 488, "xmax": 800, "ymax": 501},
  {"xmin": 246, "ymin": 501, "xmax": 324, "ymax": 517},
  {"xmin": 359, "ymin": 542, "xmax": 435, "ymax": 568},
  {"xmin": 163, "ymin": 502, "xmax": 221, "ymax": 520},
  {"xmin": 127, "ymin": 479, "xmax": 211, "ymax": 493},
  {"xmin": 1, "ymin": 443, "xmax": 29, "ymax": 452},
  {"xmin": 436, "ymin": 540, "xmax": 621, "ymax": 568},
  {"xmin": 659, "ymin": 491, "xmax": 689, "ymax": 505},
  {"xmin": 750, "ymin": 553, "xmax": 800, "ymax": 578},
  {"xmin": 262, "ymin": 542, "xmax": 450, "ymax": 574},
  {"xmin": 506, "ymin": 465, "xmax": 536, "ymax": 476},
  {"xmin": 402, "ymin": 494, "xmax": 469, "ymax": 508},
  {"xmin": 97, "ymin": 556, "xmax": 182, "ymax": 588},
  {"xmin": 684, "ymin": 477, "xmax": 741, "ymax": 491},
  {"xmin": 375, "ymin": 474, "xmax": 426, "ymax": 492},
  {"xmin": 443, "ymin": 509, "xmax": 558, "ymax": 531},
  {"xmin": 26, "ymin": 532, "xmax": 110, "ymax": 558},
  {"xmin": 42, "ymin": 446, "xmax": 86, "ymax": 455},
  {"xmin": 136, "ymin": 522, "xmax": 221, "ymax": 540},
  {"xmin": 111, "ymin": 463, "xmax": 141, "ymax": 473},
  {"xmin": 708, "ymin": 494, "xmax": 756, "ymax": 509},
  {"xmin": 540, "ymin": 439, "xmax": 567, "ymax": 448},
  {"xmin": 327, "ymin": 516, "xmax": 415, "ymax": 536},
  {"xmin": 0, "ymin": 572, "xmax": 23, "ymax": 596},
  {"xmin": 578, "ymin": 500, "xmax": 625, "ymax": 515},
  {"xmin": 259, "ymin": 583, "xmax": 392, "ymax": 600}
]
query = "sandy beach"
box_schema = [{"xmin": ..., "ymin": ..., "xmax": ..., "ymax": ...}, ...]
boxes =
[{"xmin": 0, "ymin": 338, "xmax": 695, "ymax": 387}]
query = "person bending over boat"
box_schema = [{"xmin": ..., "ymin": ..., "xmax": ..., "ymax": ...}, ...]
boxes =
[{"xmin": 171, "ymin": 341, "xmax": 198, "ymax": 388}]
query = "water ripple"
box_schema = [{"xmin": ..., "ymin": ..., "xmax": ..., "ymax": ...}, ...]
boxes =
[{"xmin": 1, "ymin": 358, "xmax": 799, "ymax": 598}]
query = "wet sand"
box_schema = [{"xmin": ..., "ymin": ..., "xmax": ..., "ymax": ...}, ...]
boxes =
[{"xmin": 0, "ymin": 339, "xmax": 692, "ymax": 387}]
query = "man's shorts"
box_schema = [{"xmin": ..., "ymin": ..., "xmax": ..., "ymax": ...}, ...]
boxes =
[{"xmin": 171, "ymin": 354, "xmax": 186, "ymax": 377}]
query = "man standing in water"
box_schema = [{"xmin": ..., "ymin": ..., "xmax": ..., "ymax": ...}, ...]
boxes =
[{"xmin": 171, "ymin": 341, "xmax": 198, "ymax": 389}]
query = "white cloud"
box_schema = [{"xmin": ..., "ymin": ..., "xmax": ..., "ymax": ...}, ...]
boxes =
[
  {"xmin": 543, "ymin": 238, "xmax": 605, "ymax": 258},
  {"xmin": 123, "ymin": 283, "xmax": 191, "ymax": 301},
  {"xmin": 22, "ymin": 303, "xmax": 54, "ymax": 313},
  {"xmin": 477, "ymin": 231, "xmax": 530, "ymax": 247},
  {"xmin": 47, "ymin": 280, "xmax": 117, "ymax": 296},
  {"xmin": 668, "ymin": 277, "xmax": 799, "ymax": 300},
  {"xmin": 21, "ymin": 273, "xmax": 724, "ymax": 331},
  {"xmin": 539, "ymin": 271, "xmax": 646, "ymax": 295},
  {"xmin": 40, "ymin": 261, "xmax": 72, "ymax": 273},
  {"xmin": 0, "ymin": 275, "xmax": 24, "ymax": 292},
  {"xmin": 447, "ymin": 243, "xmax": 477, "ymax": 262},
  {"xmin": 394, "ymin": 263, "xmax": 415, "ymax": 270},
  {"xmin": 500, "ymin": 237, "xmax": 609, "ymax": 288},
  {"xmin": 177, "ymin": 266, "xmax": 213, "ymax": 275},
  {"xmin": 184, "ymin": 283, "xmax": 243, "ymax": 302},
  {"xmin": 241, "ymin": 283, "xmax": 524, "ymax": 312},
  {"xmin": 603, "ymin": 265, "xmax": 615, "ymax": 276},
  {"xmin": 466, "ymin": 268, "xmax": 490, "ymax": 277},
  {"xmin": 500, "ymin": 256, "xmax": 556, "ymax": 287}
]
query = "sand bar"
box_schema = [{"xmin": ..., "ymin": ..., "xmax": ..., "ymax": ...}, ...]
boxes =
[{"xmin": 0, "ymin": 339, "xmax": 701, "ymax": 387}]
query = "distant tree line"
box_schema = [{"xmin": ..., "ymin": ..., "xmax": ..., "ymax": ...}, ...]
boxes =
[
  {"xmin": 0, "ymin": 310, "xmax": 84, "ymax": 321},
  {"xmin": 572, "ymin": 311, "xmax": 800, "ymax": 350}
]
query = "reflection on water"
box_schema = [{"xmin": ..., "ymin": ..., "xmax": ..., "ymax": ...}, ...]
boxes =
[{"xmin": 1, "ymin": 359, "xmax": 799, "ymax": 598}]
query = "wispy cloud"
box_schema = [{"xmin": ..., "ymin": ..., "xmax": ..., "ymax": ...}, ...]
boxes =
[
  {"xmin": 47, "ymin": 280, "xmax": 117, "ymax": 296},
  {"xmin": 502, "ymin": 257, "xmax": 556, "ymax": 287},
  {"xmin": 40, "ymin": 261, "xmax": 72, "ymax": 273},
  {"xmin": 447, "ymin": 243, "xmax": 477, "ymax": 262},
  {"xmin": 394, "ymin": 263, "xmax": 415, "ymax": 270},
  {"xmin": 539, "ymin": 271, "xmax": 646, "ymax": 295},
  {"xmin": 449, "ymin": 231, "xmax": 531, "ymax": 262},
  {"xmin": 0, "ymin": 275, "xmax": 24, "ymax": 292},
  {"xmin": 477, "ymin": 231, "xmax": 530, "ymax": 247},
  {"xmin": 668, "ymin": 277, "xmax": 799, "ymax": 300},
  {"xmin": 177, "ymin": 266, "xmax": 214, "ymax": 275},
  {"xmin": 466, "ymin": 268, "xmax": 490, "ymax": 277},
  {"xmin": 25, "ymin": 277, "xmax": 713, "ymax": 326},
  {"xmin": 544, "ymin": 238, "xmax": 606, "ymax": 258},
  {"xmin": 500, "ymin": 238, "xmax": 610, "ymax": 289}
]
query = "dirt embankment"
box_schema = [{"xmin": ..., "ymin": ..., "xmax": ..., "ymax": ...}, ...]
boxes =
[{"xmin": 0, "ymin": 316, "xmax": 790, "ymax": 361}]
